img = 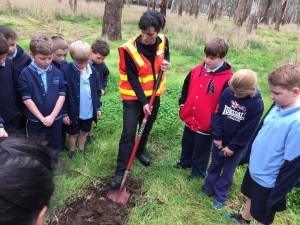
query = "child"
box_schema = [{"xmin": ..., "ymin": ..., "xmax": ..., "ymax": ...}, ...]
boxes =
[
  {"xmin": 0, "ymin": 25, "xmax": 31, "ymax": 76},
  {"xmin": 61, "ymin": 41, "xmax": 101, "ymax": 158},
  {"xmin": 0, "ymin": 33, "xmax": 22, "ymax": 137},
  {"xmin": 229, "ymin": 64, "xmax": 300, "ymax": 225},
  {"xmin": 51, "ymin": 35, "xmax": 68, "ymax": 69},
  {"xmin": 87, "ymin": 39, "xmax": 110, "ymax": 143},
  {"xmin": 201, "ymin": 69, "xmax": 264, "ymax": 210},
  {"xmin": 18, "ymin": 35, "xmax": 67, "ymax": 164},
  {"xmin": 51, "ymin": 36, "xmax": 69, "ymax": 151},
  {"xmin": 175, "ymin": 38, "xmax": 233, "ymax": 179}
]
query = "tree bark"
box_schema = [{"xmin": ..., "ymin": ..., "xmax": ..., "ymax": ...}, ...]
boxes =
[
  {"xmin": 178, "ymin": 0, "xmax": 183, "ymax": 16},
  {"xmin": 234, "ymin": 0, "xmax": 249, "ymax": 30},
  {"xmin": 69, "ymin": 0, "xmax": 77, "ymax": 13},
  {"xmin": 189, "ymin": 0, "xmax": 196, "ymax": 16},
  {"xmin": 217, "ymin": 0, "xmax": 225, "ymax": 19},
  {"xmin": 147, "ymin": 0, "xmax": 151, "ymax": 10},
  {"xmin": 260, "ymin": 0, "xmax": 273, "ymax": 24},
  {"xmin": 160, "ymin": 0, "xmax": 168, "ymax": 16},
  {"xmin": 247, "ymin": 0, "xmax": 260, "ymax": 34},
  {"xmin": 194, "ymin": 0, "xmax": 201, "ymax": 18},
  {"xmin": 274, "ymin": 0, "xmax": 287, "ymax": 31},
  {"xmin": 171, "ymin": 0, "xmax": 177, "ymax": 13},
  {"xmin": 208, "ymin": 0, "xmax": 218, "ymax": 22},
  {"xmin": 152, "ymin": 0, "xmax": 156, "ymax": 10},
  {"xmin": 102, "ymin": 0, "xmax": 123, "ymax": 40}
]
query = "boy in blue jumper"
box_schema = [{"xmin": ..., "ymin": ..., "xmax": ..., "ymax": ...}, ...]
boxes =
[
  {"xmin": 87, "ymin": 39, "xmax": 110, "ymax": 143},
  {"xmin": 18, "ymin": 35, "xmax": 67, "ymax": 163},
  {"xmin": 202, "ymin": 69, "xmax": 264, "ymax": 210},
  {"xmin": 61, "ymin": 41, "xmax": 101, "ymax": 158},
  {"xmin": 0, "ymin": 33, "xmax": 22, "ymax": 137},
  {"xmin": 230, "ymin": 64, "xmax": 300, "ymax": 225},
  {"xmin": 51, "ymin": 36, "xmax": 69, "ymax": 151}
]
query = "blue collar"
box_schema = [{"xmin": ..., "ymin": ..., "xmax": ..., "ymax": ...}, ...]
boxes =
[
  {"xmin": 31, "ymin": 61, "xmax": 51, "ymax": 74},
  {"xmin": 72, "ymin": 62, "xmax": 92, "ymax": 79},
  {"xmin": 205, "ymin": 61, "xmax": 224, "ymax": 73},
  {"xmin": 275, "ymin": 104, "xmax": 300, "ymax": 116}
]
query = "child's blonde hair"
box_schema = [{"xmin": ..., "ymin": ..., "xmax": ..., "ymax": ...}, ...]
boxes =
[
  {"xmin": 30, "ymin": 35, "xmax": 53, "ymax": 55},
  {"xmin": 69, "ymin": 41, "xmax": 91, "ymax": 62},
  {"xmin": 268, "ymin": 64, "xmax": 300, "ymax": 90},
  {"xmin": 51, "ymin": 36, "xmax": 68, "ymax": 51},
  {"xmin": 229, "ymin": 69, "xmax": 258, "ymax": 98}
]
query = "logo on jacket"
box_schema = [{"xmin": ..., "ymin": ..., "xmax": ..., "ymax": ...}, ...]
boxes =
[
  {"xmin": 206, "ymin": 79, "xmax": 215, "ymax": 94},
  {"xmin": 222, "ymin": 101, "xmax": 246, "ymax": 122}
]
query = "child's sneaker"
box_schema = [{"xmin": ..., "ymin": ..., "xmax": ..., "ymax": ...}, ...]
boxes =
[
  {"xmin": 212, "ymin": 199, "xmax": 223, "ymax": 210},
  {"xmin": 79, "ymin": 149, "xmax": 86, "ymax": 156},
  {"xmin": 86, "ymin": 135, "xmax": 95, "ymax": 143},
  {"xmin": 68, "ymin": 151, "xmax": 76, "ymax": 159},
  {"xmin": 222, "ymin": 213, "xmax": 251, "ymax": 224}
]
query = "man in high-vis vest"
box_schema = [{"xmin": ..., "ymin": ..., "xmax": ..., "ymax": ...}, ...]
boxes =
[{"xmin": 108, "ymin": 10, "xmax": 170, "ymax": 189}]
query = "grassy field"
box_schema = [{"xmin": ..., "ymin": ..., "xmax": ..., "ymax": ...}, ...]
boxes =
[{"xmin": 0, "ymin": 1, "xmax": 299, "ymax": 224}]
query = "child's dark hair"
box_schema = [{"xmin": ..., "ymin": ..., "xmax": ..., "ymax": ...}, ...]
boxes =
[
  {"xmin": 51, "ymin": 35, "xmax": 68, "ymax": 51},
  {"xmin": 30, "ymin": 35, "xmax": 53, "ymax": 55},
  {"xmin": 91, "ymin": 39, "xmax": 110, "ymax": 56},
  {"xmin": 0, "ymin": 137, "xmax": 54, "ymax": 225},
  {"xmin": 138, "ymin": 10, "xmax": 166, "ymax": 32},
  {"xmin": 0, "ymin": 33, "xmax": 9, "ymax": 55},
  {"xmin": 204, "ymin": 38, "xmax": 228, "ymax": 58},
  {"xmin": 0, "ymin": 25, "xmax": 18, "ymax": 40}
]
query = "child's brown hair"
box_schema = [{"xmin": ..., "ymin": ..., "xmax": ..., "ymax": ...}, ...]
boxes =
[
  {"xmin": 69, "ymin": 41, "xmax": 92, "ymax": 62},
  {"xmin": 229, "ymin": 69, "xmax": 258, "ymax": 98},
  {"xmin": 30, "ymin": 35, "xmax": 53, "ymax": 55},
  {"xmin": 268, "ymin": 64, "xmax": 300, "ymax": 90},
  {"xmin": 51, "ymin": 36, "xmax": 68, "ymax": 51},
  {"xmin": 204, "ymin": 38, "xmax": 228, "ymax": 58},
  {"xmin": 0, "ymin": 26, "xmax": 18, "ymax": 40},
  {"xmin": 0, "ymin": 33, "xmax": 9, "ymax": 55},
  {"xmin": 91, "ymin": 39, "xmax": 110, "ymax": 57}
]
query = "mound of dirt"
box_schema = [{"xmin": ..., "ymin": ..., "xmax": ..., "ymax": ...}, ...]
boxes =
[{"xmin": 49, "ymin": 177, "xmax": 143, "ymax": 225}]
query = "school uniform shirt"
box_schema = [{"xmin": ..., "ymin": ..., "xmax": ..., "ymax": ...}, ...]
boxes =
[
  {"xmin": 18, "ymin": 63, "xmax": 67, "ymax": 122},
  {"xmin": 90, "ymin": 61, "xmax": 109, "ymax": 90},
  {"xmin": 249, "ymin": 105, "xmax": 300, "ymax": 188},
  {"xmin": 11, "ymin": 45, "xmax": 32, "ymax": 76},
  {"xmin": 61, "ymin": 62, "xmax": 101, "ymax": 123},
  {"xmin": 179, "ymin": 61, "xmax": 233, "ymax": 134},
  {"xmin": 211, "ymin": 87, "xmax": 264, "ymax": 152},
  {"xmin": 0, "ymin": 58, "xmax": 20, "ymax": 127}
]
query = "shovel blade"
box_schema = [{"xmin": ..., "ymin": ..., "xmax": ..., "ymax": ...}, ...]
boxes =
[{"xmin": 107, "ymin": 187, "xmax": 130, "ymax": 206}]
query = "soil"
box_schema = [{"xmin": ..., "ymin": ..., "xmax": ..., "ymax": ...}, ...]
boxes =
[{"xmin": 48, "ymin": 177, "xmax": 143, "ymax": 225}]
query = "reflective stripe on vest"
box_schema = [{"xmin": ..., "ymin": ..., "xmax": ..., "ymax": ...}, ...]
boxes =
[{"xmin": 118, "ymin": 34, "xmax": 166, "ymax": 100}]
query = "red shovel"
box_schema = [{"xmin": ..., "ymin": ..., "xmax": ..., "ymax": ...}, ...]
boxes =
[{"xmin": 107, "ymin": 70, "xmax": 164, "ymax": 205}]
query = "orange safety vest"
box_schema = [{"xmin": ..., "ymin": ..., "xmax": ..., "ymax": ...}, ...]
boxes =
[{"xmin": 118, "ymin": 34, "xmax": 167, "ymax": 100}]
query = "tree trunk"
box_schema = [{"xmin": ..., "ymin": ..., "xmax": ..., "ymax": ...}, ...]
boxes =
[
  {"xmin": 178, "ymin": 0, "xmax": 183, "ymax": 16},
  {"xmin": 247, "ymin": 0, "xmax": 260, "ymax": 34},
  {"xmin": 147, "ymin": 0, "xmax": 151, "ymax": 10},
  {"xmin": 102, "ymin": 0, "xmax": 123, "ymax": 40},
  {"xmin": 189, "ymin": 0, "xmax": 196, "ymax": 16},
  {"xmin": 69, "ymin": 0, "xmax": 77, "ymax": 13},
  {"xmin": 152, "ymin": 0, "xmax": 156, "ymax": 10},
  {"xmin": 260, "ymin": 0, "xmax": 273, "ymax": 24},
  {"xmin": 217, "ymin": 0, "xmax": 225, "ymax": 19},
  {"xmin": 234, "ymin": 0, "xmax": 248, "ymax": 30},
  {"xmin": 274, "ymin": 0, "xmax": 287, "ymax": 31},
  {"xmin": 208, "ymin": 0, "xmax": 218, "ymax": 22},
  {"xmin": 194, "ymin": 0, "xmax": 201, "ymax": 18},
  {"xmin": 160, "ymin": 0, "xmax": 168, "ymax": 16},
  {"xmin": 171, "ymin": 0, "xmax": 177, "ymax": 13}
]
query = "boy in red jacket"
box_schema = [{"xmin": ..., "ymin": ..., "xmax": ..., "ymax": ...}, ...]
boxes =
[{"xmin": 175, "ymin": 38, "xmax": 233, "ymax": 179}]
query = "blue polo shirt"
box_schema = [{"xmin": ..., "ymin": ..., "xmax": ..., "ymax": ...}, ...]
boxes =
[
  {"xmin": 31, "ymin": 61, "xmax": 50, "ymax": 93},
  {"xmin": 249, "ymin": 105, "xmax": 300, "ymax": 188}
]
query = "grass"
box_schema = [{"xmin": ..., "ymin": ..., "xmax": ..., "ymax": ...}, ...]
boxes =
[{"xmin": 0, "ymin": 2, "xmax": 299, "ymax": 224}]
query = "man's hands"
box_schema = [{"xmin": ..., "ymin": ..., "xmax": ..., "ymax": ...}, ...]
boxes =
[
  {"xmin": 62, "ymin": 116, "xmax": 71, "ymax": 125},
  {"xmin": 143, "ymin": 104, "xmax": 153, "ymax": 115},
  {"xmin": 161, "ymin": 60, "xmax": 170, "ymax": 71}
]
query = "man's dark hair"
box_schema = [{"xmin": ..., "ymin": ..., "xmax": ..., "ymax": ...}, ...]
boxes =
[
  {"xmin": 91, "ymin": 39, "xmax": 110, "ymax": 56},
  {"xmin": 204, "ymin": 38, "xmax": 228, "ymax": 58},
  {"xmin": 0, "ymin": 33, "xmax": 9, "ymax": 55},
  {"xmin": 138, "ymin": 10, "xmax": 166, "ymax": 32},
  {"xmin": 0, "ymin": 137, "xmax": 54, "ymax": 225},
  {"xmin": 0, "ymin": 25, "xmax": 18, "ymax": 40}
]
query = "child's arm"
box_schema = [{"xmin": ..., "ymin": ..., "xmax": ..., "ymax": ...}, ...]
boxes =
[
  {"xmin": 211, "ymin": 92, "xmax": 226, "ymax": 146},
  {"xmin": 178, "ymin": 72, "xmax": 191, "ymax": 107},
  {"xmin": 96, "ymin": 71, "xmax": 102, "ymax": 118},
  {"xmin": 0, "ymin": 117, "xmax": 8, "ymax": 137},
  {"xmin": 23, "ymin": 99, "xmax": 45, "ymax": 123},
  {"xmin": 101, "ymin": 63, "xmax": 109, "ymax": 95}
]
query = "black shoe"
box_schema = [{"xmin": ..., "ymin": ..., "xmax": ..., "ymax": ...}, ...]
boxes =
[
  {"xmin": 68, "ymin": 151, "xmax": 76, "ymax": 159},
  {"xmin": 136, "ymin": 154, "xmax": 151, "ymax": 166},
  {"xmin": 108, "ymin": 174, "xmax": 123, "ymax": 189},
  {"xmin": 173, "ymin": 162, "xmax": 191, "ymax": 169},
  {"xmin": 61, "ymin": 146, "xmax": 69, "ymax": 152},
  {"xmin": 86, "ymin": 135, "xmax": 95, "ymax": 143},
  {"xmin": 188, "ymin": 174, "xmax": 205, "ymax": 180}
]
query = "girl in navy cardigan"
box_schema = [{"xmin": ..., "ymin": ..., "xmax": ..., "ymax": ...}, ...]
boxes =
[{"xmin": 202, "ymin": 69, "xmax": 264, "ymax": 210}]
